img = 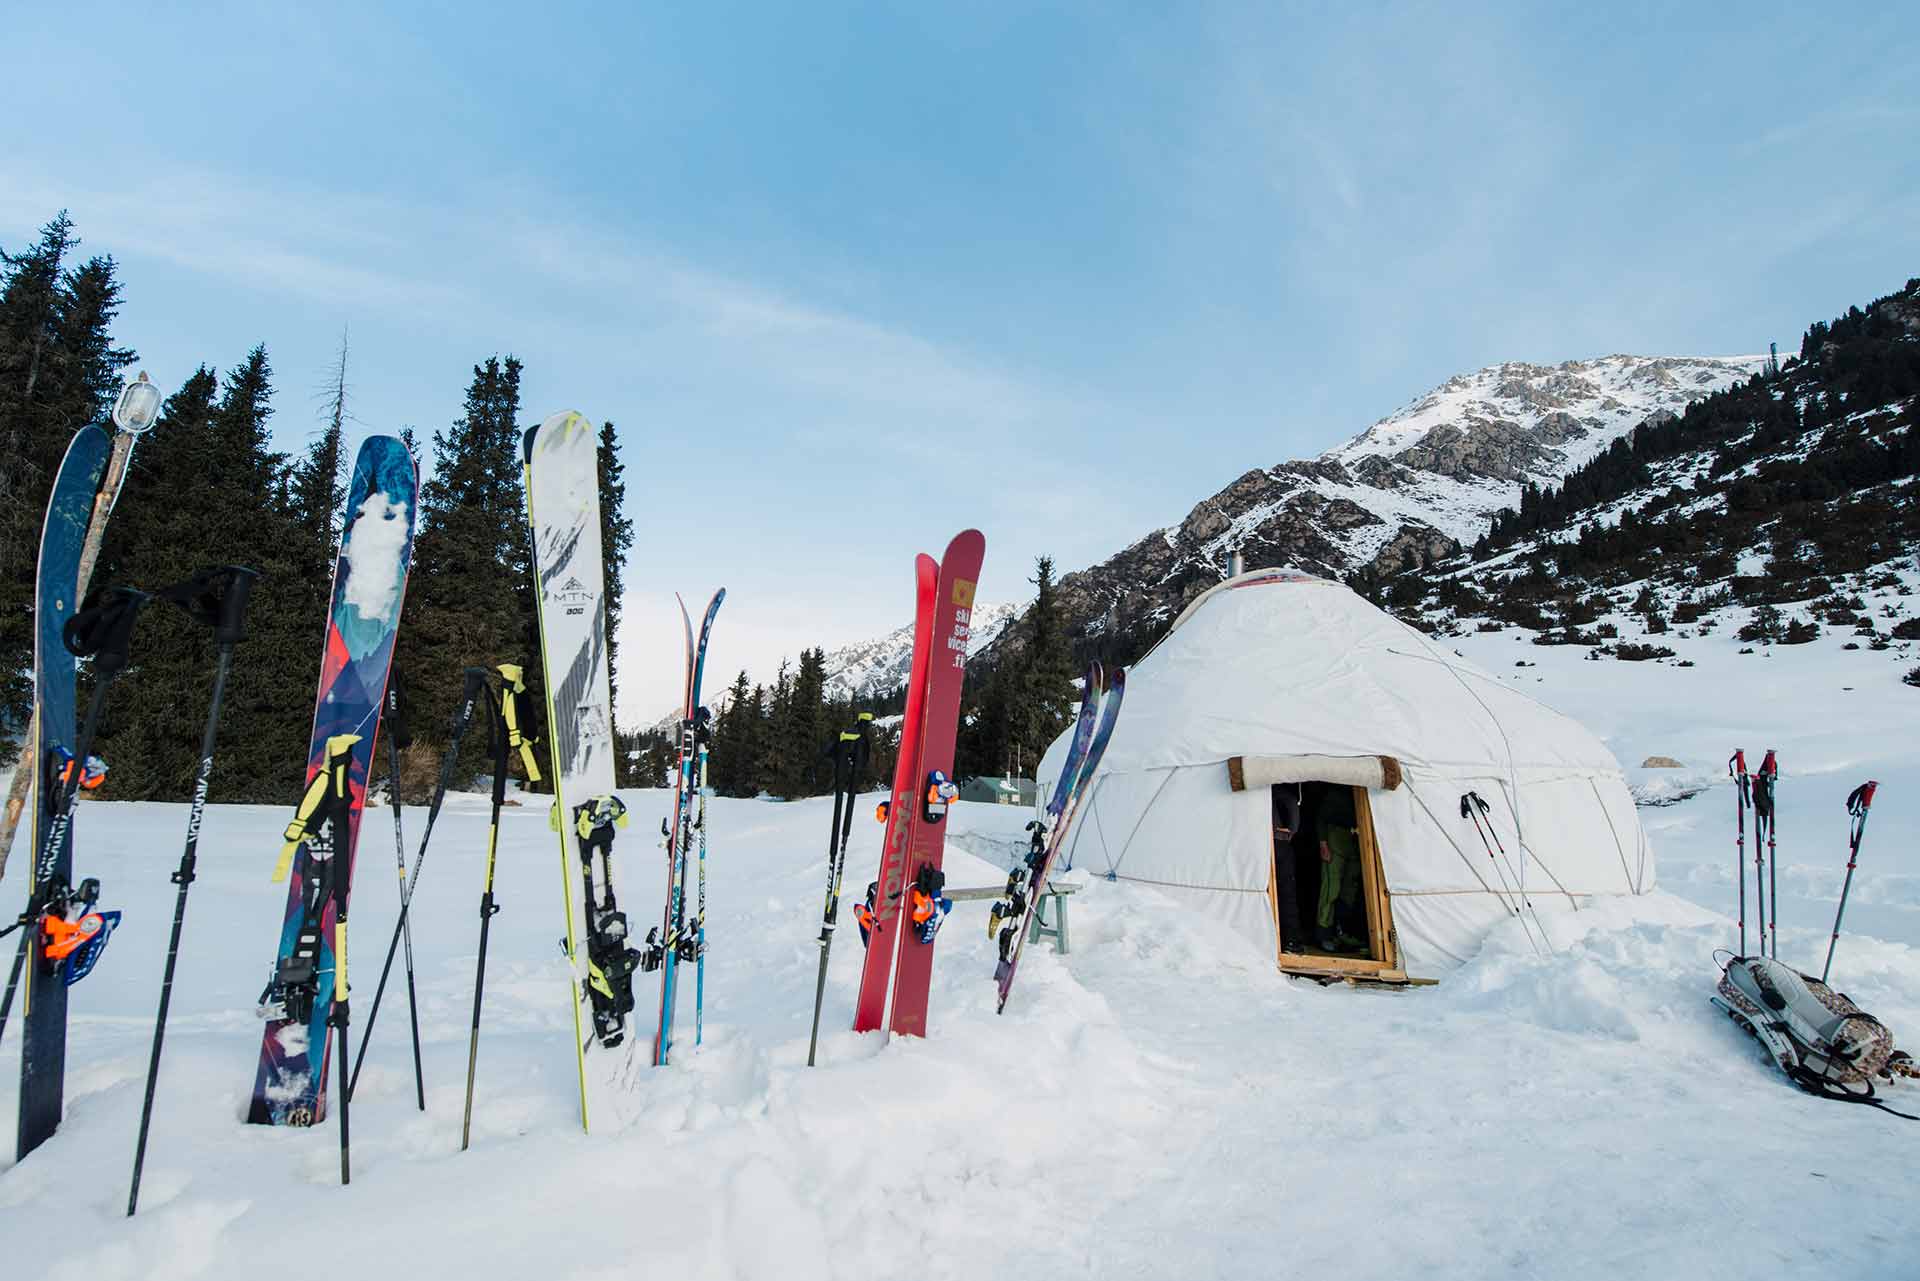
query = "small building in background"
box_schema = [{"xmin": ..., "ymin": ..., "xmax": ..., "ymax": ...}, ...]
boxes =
[{"xmin": 960, "ymin": 774, "xmax": 1037, "ymax": 806}]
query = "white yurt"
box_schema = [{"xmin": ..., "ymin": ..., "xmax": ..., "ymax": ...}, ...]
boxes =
[{"xmin": 1037, "ymin": 569, "xmax": 1652, "ymax": 981}]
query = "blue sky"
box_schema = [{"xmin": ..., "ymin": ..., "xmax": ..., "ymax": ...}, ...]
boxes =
[{"xmin": 5, "ymin": 3, "xmax": 1915, "ymax": 717}]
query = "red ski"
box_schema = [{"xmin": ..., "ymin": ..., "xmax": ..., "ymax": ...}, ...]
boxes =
[
  {"xmin": 887, "ymin": 529, "xmax": 985, "ymax": 1038},
  {"xmin": 851, "ymin": 554, "xmax": 938, "ymax": 1032}
]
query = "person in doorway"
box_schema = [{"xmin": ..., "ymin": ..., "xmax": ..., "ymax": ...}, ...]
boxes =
[
  {"xmin": 1316, "ymin": 786, "xmax": 1363, "ymax": 952},
  {"xmin": 1272, "ymin": 784, "xmax": 1306, "ymax": 954}
]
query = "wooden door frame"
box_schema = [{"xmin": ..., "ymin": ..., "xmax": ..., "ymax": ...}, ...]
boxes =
[{"xmin": 1276, "ymin": 784, "xmax": 1411, "ymax": 984}]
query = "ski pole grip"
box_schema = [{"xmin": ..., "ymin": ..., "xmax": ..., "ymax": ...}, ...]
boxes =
[
  {"xmin": 214, "ymin": 566, "xmax": 258, "ymax": 647},
  {"xmin": 64, "ymin": 586, "xmax": 151, "ymax": 675}
]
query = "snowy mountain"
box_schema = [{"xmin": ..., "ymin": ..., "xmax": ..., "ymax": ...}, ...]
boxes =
[
  {"xmin": 814, "ymin": 600, "xmax": 1019, "ymax": 702},
  {"xmin": 648, "ymin": 600, "xmax": 1020, "ymax": 730},
  {"xmin": 1042, "ymin": 354, "xmax": 1765, "ymax": 655},
  {"xmin": 1369, "ymin": 280, "xmax": 1920, "ymax": 714}
]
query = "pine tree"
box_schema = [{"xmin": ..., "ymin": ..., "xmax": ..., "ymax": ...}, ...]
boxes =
[
  {"xmin": 393, "ymin": 356, "xmax": 536, "ymax": 787},
  {"xmin": 93, "ymin": 348, "xmax": 317, "ymax": 802},
  {"xmin": 1016, "ymin": 557, "xmax": 1076, "ymax": 773},
  {"xmin": 709, "ymin": 671, "xmax": 756, "ymax": 796},
  {"xmin": 0, "ymin": 215, "xmax": 135, "ymax": 752},
  {"xmin": 597, "ymin": 420, "xmax": 636, "ymax": 782},
  {"xmin": 287, "ymin": 329, "xmax": 349, "ymax": 583}
]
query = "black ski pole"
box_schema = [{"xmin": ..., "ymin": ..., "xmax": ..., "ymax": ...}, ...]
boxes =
[
  {"xmin": 0, "ymin": 587, "xmax": 148, "ymax": 1054},
  {"xmin": 326, "ymin": 745, "xmax": 354, "ymax": 1186},
  {"xmin": 463, "ymin": 665, "xmax": 537, "ymax": 1150},
  {"xmin": 807, "ymin": 713, "xmax": 871, "ymax": 1066},
  {"xmin": 126, "ymin": 567, "xmax": 255, "ymax": 1217},
  {"xmin": 348, "ymin": 667, "xmax": 489, "ymax": 1102},
  {"xmin": 1821, "ymin": 781, "xmax": 1877, "ymax": 983}
]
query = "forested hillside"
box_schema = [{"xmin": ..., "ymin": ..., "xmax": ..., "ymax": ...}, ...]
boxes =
[{"xmin": 1354, "ymin": 277, "xmax": 1920, "ymax": 675}]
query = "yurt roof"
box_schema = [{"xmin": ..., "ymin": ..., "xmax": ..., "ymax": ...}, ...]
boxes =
[{"xmin": 1048, "ymin": 569, "xmax": 1623, "ymax": 781}]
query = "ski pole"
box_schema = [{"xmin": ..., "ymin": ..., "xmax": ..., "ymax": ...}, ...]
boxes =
[
  {"xmin": 329, "ymin": 761, "xmax": 353, "ymax": 1187},
  {"xmin": 0, "ymin": 587, "xmax": 149, "ymax": 1055},
  {"xmin": 1757, "ymin": 750, "xmax": 1779, "ymax": 958},
  {"xmin": 694, "ymin": 715, "xmax": 710, "ymax": 1048},
  {"xmin": 808, "ymin": 715, "xmax": 872, "ymax": 1066},
  {"xmin": 384, "ymin": 681, "xmax": 427, "ymax": 1111},
  {"xmin": 349, "ymin": 667, "xmax": 488, "ymax": 1102},
  {"xmin": 126, "ymin": 567, "xmax": 255, "ymax": 1217},
  {"xmin": 1821, "ymin": 781, "xmax": 1878, "ymax": 983},
  {"xmin": 1730, "ymin": 750, "xmax": 1749, "ymax": 957},
  {"xmin": 1475, "ymin": 791, "xmax": 1552, "ymax": 954},
  {"xmin": 464, "ymin": 665, "xmax": 536, "ymax": 1150}
]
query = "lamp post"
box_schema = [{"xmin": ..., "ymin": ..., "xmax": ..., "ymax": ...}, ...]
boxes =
[{"xmin": 0, "ymin": 370, "xmax": 166, "ymax": 882}]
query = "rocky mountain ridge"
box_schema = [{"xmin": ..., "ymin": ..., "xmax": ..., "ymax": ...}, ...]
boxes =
[{"xmin": 1045, "ymin": 353, "xmax": 1765, "ymax": 656}]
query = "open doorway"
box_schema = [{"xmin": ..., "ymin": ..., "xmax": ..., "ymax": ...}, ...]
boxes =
[{"xmin": 1269, "ymin": 781, "xmax": 1402, "ymax": 980}]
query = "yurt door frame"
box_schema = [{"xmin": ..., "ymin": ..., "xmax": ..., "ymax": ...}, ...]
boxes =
[{"xmin": 1272, "ymin": 785, "xmax": 1406, "ymax": 982}]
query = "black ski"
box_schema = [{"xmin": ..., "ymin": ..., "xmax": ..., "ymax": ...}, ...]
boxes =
[{"xmin": 4, "ymin": 586, "xmax": 148, "ymax": 1161}]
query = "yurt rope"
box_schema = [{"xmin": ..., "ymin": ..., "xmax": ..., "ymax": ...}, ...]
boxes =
[
  {"xmin": 1395, "ymin": 645, "xmax": 1558, "ymax": 955},
  {"xmin": 1587, "ymin": 776, "xmax": 1639, "ymax": 893},
  {"xmin": 1092, "ymin": 769, "xmax": 1177, "ymax": 880}
]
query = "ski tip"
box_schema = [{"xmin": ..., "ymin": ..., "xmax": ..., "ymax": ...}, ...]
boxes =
[{"xmin": 525, "ymin": 410, "xmax": 591, "ymax": 463}]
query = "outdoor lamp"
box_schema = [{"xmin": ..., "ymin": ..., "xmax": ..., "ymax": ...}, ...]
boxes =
[{"xmin": 112, "ymin": 371, "xmax": 162, "ymax": 435}]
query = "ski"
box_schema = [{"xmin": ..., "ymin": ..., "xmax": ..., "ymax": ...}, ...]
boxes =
[
  {"xmin": 0, "ymin": 373, "xmax": 157, "ymax": 886},
  {"xmin": 7, "ymin": 582, "xmax": 147, "ymax": 1161},
  {"xmin": 524, "ymin": 410, "xmax": 634, "ymax": 1132},
  {"xmin": 886, "ymin": 529, "xmax": 986, "ymax": 1039},
  {"xmin": 4, "ymin": 422, "xmax": 126, "ymax": 1162},
  {"xmin": 989, "ymin": 662, "xmax": 1098, "ymax": 976},
  {"xmin": 247, "ymin": 435, "xmax": 416, "ymax": 1127},
  {"xmin": 807, "ymin": 713, "xmax": 873, "ymax": 1065},
  {"xmin": 653, "ymin": 589, "xmax": 723, "ymax": 1066},
  {"xmin": 127, "ymin": 566, "xmax": 256, "ymax": 1215},
  {"xmin": 996, "ymin": 667, "xmax": 1126, "ymax": 1014},
  {"xmin": 852, "ymin": 553, "xmax": 940, "ymax": 1033}
]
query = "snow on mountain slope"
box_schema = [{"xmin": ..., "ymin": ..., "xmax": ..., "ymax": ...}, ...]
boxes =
[
  {"xmin": 1043, "ymin": 354, "xmax": 1765, "ymax": 648},
  {"xmin": 648, "ymin": 601, "xmax": 1018, "ymax": 730},
  {"xmin": 814, "ymin": 599, "xmax": 1018, "ymax": 702},
  {"xmin": 3, "ymin": 620, "xmax": 1915, "ymax": 1279}
]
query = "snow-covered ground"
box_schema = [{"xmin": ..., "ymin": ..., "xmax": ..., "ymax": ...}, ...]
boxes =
[{"xmin": 1, "ymin": 624, "xmax": 1915, "ymax": 1279}]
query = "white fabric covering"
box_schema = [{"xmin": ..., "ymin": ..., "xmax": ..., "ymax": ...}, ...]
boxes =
[{"xmin": 1039, "ymin": 570, "xmax": 1654, "ymax": 975}]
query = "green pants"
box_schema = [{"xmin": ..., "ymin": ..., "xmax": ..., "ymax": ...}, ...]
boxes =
[{"xmin": 1316, "ymin": 826, "xmax": 1360, "ymax": 931}]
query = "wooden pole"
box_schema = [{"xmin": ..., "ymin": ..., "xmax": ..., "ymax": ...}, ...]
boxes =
[{"xmin": 0, "ymin": 430, "xmax": 135, "ymax": 884}]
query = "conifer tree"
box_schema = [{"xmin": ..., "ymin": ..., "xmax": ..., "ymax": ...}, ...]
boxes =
[
  {"xmin": 0, "ymin": 215, "xmax": 134, "ymax": 750},
  {"xmin": 597, "ymin": 420, "xmax": 636, "ymax": 782},
  {"xmin": 287, "ymin": 330, "xmax": 349, "ymax": 583},
  {"xmin": 394, "ymin": 356, "xmax": 537, "ymax": 785},
  {"xmin": 93, "ymin": 348, "xmax": 316, "ymax": 801}
]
